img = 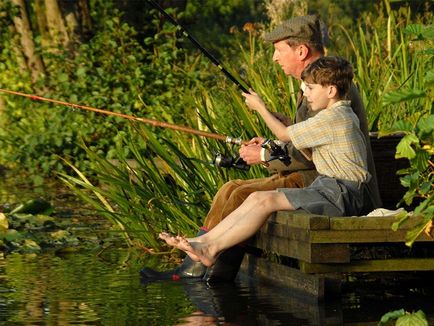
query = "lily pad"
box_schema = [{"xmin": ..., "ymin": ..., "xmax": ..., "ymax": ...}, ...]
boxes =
[
  {"xmin": 21, "ymin": 239, "xmax": 41, "ymax": 253},
  {"xmin": 3, "ymin": 229, "xmax": 24, "ymax": 242},
  {"xmin": 50, "ymin": 230, "xmax": 70, "ymax": 241}
]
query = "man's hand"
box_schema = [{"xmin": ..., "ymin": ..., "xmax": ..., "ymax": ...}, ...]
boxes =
[{"xmin": 239, "ymin": 142, "xmax": 263, "ymax": 165}]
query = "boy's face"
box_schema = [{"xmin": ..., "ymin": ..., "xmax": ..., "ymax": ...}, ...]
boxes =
[{"xmin": 303, "ymin": 82, "xmax": 332, "ymax": 111}]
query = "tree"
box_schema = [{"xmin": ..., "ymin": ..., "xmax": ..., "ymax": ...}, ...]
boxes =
[{"xmin": 11, "ymin": 0, "xmax": 45, "ymax": 84}]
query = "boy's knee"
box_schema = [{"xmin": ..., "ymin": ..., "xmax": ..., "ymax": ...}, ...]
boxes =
[{"xmin": 247, "ymin": 191, "xmax": 275, "ymax": 204}]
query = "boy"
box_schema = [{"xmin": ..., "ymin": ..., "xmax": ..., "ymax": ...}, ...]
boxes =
[{"xmin": 159, "ymin": 56, "xmax": 374, "ymax": 267}]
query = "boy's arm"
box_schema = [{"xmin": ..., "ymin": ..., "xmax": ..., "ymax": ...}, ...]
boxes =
[{"xmin": 242, "ymin": 91, "xmax": 291, "ymax": 142}]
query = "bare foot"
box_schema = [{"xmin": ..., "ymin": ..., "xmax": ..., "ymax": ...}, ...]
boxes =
[
  {"xmin": 159, "ymin": 232, "xmax": 180, "ymax": 247},
  {"xmin": 159, "ymin": 232, "xmax": 201, "ymax": 262},
  {"xmin": 159, "ymin": 232, "xmax": 217, "ymax": 267},
  {"xmin": 178, "ymin": 239, "xmax": 218, "ymax": 267}
]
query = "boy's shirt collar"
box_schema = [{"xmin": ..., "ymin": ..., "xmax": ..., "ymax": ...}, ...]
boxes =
[{"xmin": 329, "ymin": 100, "xmax": 351, "ymax": 110}]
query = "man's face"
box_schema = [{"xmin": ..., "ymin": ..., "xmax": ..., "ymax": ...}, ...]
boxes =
[
  {"xmin": 302, "ymin": 82, "xmax": 331, "ymax": 111},
  {"xmin": 272, "ymin": 40, "xmax": 302, "ymax": 78}
]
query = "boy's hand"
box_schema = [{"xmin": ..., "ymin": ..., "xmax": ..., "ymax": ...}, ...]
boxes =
[
  {"xmin": 242, "ymin": 89, "xmax": 266, "ymax": 112},
  {"xmin": 247, "ymin": 137, "xmax": 265, "ymax": 145}
]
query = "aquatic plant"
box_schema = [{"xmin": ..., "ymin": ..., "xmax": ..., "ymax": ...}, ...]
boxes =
[{"xmin": 0, "ymin": 198, "xmax": 104, "ymax": 254}]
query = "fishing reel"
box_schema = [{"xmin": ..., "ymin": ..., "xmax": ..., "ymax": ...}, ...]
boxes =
[
  {"xmin": 212, "ymin": 153, "xmax": 250, "ymax": 171},
  {"xmin": 261, "ymin": 139, "xmax": 291, "ymax": 166}
]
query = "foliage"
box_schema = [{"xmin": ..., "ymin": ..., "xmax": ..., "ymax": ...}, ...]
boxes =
[
  {"xmin": 181, "ymin": 0, "xmax": 267, "ymax": 57},
  {"xmin": 0, "ymin": 1, "xmax": 213, "ymax": 181},
  {"xmin": 329, "ymin": 0, "xmax": 433, "ymax": 131},
  {"xmin": 0, "ymin": 198, "xmax": 108, "ymax": 254},
  {"xmin": 380, "ymin": 23, "xmax": 433, "ymax": 246},
  {"xmin": 379, "ymin": 309, "xmax": 428, "ymax": 326}
]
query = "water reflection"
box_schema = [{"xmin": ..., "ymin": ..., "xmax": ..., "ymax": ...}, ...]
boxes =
[
  {"xmin": 2, "ymin": 248, "xmax": 434, "ymax": 325},
  {"xmin": 1, "ymin": 249, "xmax": 336, "ymax": 325},
  {"xmin": 172, "ymin": 278, "xmax": 333, "ymax": 325},
  {"xmin": 1, "ymin": 250, "xmax": 190, "ymax": 325}
]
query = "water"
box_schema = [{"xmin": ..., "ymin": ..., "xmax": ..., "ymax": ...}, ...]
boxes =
[
  {"xmin": 1, "ymin": 249, "xmax": 433, "ymax": 325},
  {"xmin": 1, "ymin": 177, "xmax": 434, "ymax": 325}
]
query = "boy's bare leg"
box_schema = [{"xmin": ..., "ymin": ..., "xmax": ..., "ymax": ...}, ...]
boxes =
[
  {"xmin": 160, "ymin": 191, "xmax": 293, "ymax": 267},
  {"xmin": 190, "ymin": 191, "xmax": 292, "ymax": 244}
]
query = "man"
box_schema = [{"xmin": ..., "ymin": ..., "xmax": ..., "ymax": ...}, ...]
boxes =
[{"xmin": 141, "ymin": 15, "xmax": 382, "ymax": 282}]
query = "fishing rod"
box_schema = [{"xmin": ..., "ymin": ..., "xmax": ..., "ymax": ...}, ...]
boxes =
[
  {"xmin": 146, "ymin": 0, "xmax": 251, "ymax": 94},
  {"xmin": 0, "ymin": 88, "xmax": 247, "ymax": 146}
]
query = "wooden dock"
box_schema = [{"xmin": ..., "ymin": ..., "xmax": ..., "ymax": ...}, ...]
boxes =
[{"xmin": 240, "ymin": 211, "xmax": 434, "ymax": 300}]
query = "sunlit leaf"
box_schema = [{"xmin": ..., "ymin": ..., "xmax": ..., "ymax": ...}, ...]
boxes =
[
  {"xmin": 416, "ymin": 114, "xmax": 434, "ymax": 137},
  {"xmin": 396, "ymin": 310, "xmax": 428, "ymax": 326},
  {"xmin": 382, "ymin": 89, "xmax": 426, "ymax": 105},
  {"xmin": 424, "ymin": 70, "xmax": 434, "ymax": 85},
  {"xmin": 404, "ymin": 23, "xmax": 434, "ymax": 40},
  {"xmin": 0, "ymin": 213, "xmax": 8, "ymax": 230},
  {"xmin": 21, "ymin": 239, "xmax": 41, "ymax": 253},
  {"xmin": 404, "ymin": 24, "xmax": 424, "ymax": 38},
  {"xmin": 379, "ymin": 309, "xmax": 406, "ymax": 325},
  {"xmin": 395, "ymin": 134, "xmax": 419, "ymax": 159},
  {"xmin": 391, "ymin": 210, "xmax": 410, "ymax": 231},
  {"xmin": 391, "ymin": 120, "xmax": 413, "ymax": 133},
  {"xmin": 419, "ymin": 182, "xmax": 432, "ymax": 195},
  {"xmin": 402, "ymin": 188, "xmax": 417, "ymax": 205}
]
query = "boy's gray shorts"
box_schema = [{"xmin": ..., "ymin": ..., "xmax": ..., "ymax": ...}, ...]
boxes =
[{"xmin": 278, "ymin": 175, "xmax": 372, "ymax": 216}]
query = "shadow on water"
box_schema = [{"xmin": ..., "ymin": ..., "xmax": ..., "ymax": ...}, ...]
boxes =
[{"xmin": 1, "ymin": 175, "xmax": 434, "ymax": 325}]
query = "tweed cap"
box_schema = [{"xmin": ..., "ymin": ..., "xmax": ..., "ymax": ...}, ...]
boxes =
[{"xmin": 264, "ymin": 15, "xmax": 323, "ymax": 46}]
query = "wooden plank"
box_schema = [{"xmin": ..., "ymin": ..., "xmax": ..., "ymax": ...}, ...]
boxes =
[
  {"xmin": 273, "ymin": 211, "xmax": 330, "ymax": 230},
  {"xmin": 260, "ymin": 222, "xmax": 310, "ymax": 241},
  {"xmin": 299, "ymin": 258, "xmax": 434, "ymax": 273},
  {"xmin": 240, "ymin": 253, "xmax": 326, "ymax": 300},
  {"xmin": 258, "ymin": 225, "xmax": 434, "ymax": 244},
  {"xmin": 330, "ymin": 215, "xmax": 422, "ymax": 230},
  {"xmin": 308, "ymin": 229, "xmax": 434, "ymax": 244},
  {"xmin": 252, "ymin": 233, "xmax": 350, "ymax": 263}
]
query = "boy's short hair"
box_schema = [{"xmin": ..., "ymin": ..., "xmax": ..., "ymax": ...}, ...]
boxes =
[{"xmin": 301, "ymin": 56, "xmax": 354, "ymax": 97}]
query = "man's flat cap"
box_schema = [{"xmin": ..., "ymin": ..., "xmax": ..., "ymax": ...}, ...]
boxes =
[{"xmin": 264, "ymin": 15, "xmax": 323, "ymax": 46}]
